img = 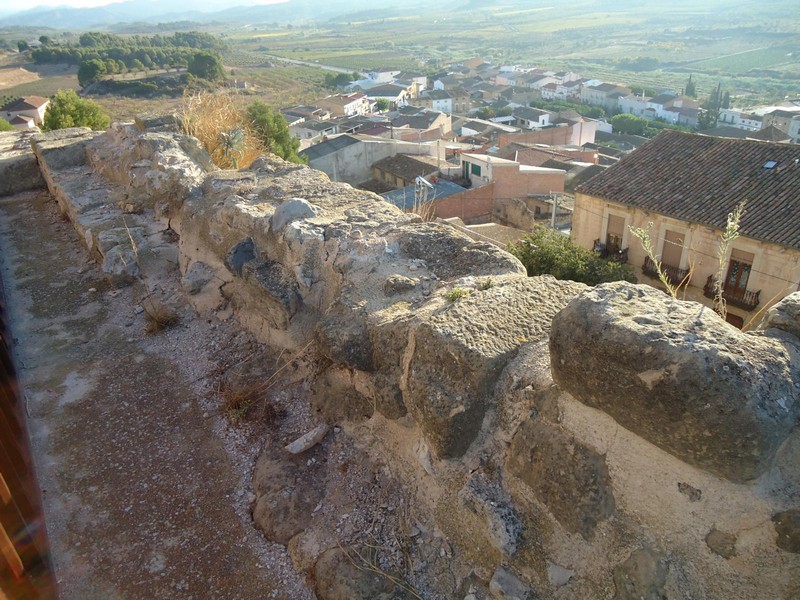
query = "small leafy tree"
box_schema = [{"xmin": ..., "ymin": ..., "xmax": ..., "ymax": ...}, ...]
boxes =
[
  {"xmin": 187, "ymin": 51, "xmax": 225, "ymax": 81},
  {"xmin": 374, "ymin": 98, "xmax": 390, "ymax": 112},
  {"xmin": 246, "ymin": 99, "xmax": 304, "ymax": 164},
  {"xmin": 508, "ymin": 226, "xmax": 636, "ymax": 286},
  {"xmin": 43, "ymin": 89, "xmax": 110, "ymax": 131},
  {"xmin": 476, "ymin": 106, "xmax": 495, "ymax": 120},
  {"xmin": 323, "ymin": 72, "xmax": 354, "ymax": 88},
  {"xmin": 130, "ymin": 58, "xmax": 145, "ymax": 75},
  {"xmin": 610, "ymin": 113, "xmax": 648, "ymax": 136},
  {"xmin": 0, "ymin": 119, "xmax": 14, "ymax": 132},
  {"xmin": 78, "ymin": 58, "xmax": 107, "ymax": 87}
]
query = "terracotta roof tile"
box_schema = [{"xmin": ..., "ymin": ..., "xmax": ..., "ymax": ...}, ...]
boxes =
[
  {"xmin": 372, "ymin": 154, "xmax": 440, "ymax": 180},
  {"xmin": 1, "ymin": 96, "xmax": 49, "ymax": 111},
  {"xmin": 577, "ymin": 130, "xmax": 800, "ymax": 248}
]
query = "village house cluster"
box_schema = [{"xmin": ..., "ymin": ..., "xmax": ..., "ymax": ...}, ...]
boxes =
[
  {"xmin": 3, "ymin": 57, "xmax": 798, "ymax": 327},
  {"xmin": 275, "ymin": 57, "xmax": 800, "ymax": 328}
]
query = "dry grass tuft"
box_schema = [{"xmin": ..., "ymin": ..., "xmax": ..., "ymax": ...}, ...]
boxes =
[
  {"xmin": 179, "ymin": 90, "xmax": 264, "ymax": 169},
  {"xmin": 142, "ymin": 298, "xmax": 179, "ymax": 333},
  {"xmin": 219, "ymin": 376, "xmax": 282, "ymax": 425},
  {"xmin": 214, "ymin": 340, "xmax": 313, "ymax": 426},
  {"xmin": 411, "ymin": 198, "xmax": 437, "ymax": 222}
]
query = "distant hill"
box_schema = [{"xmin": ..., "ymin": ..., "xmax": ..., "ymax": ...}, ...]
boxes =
[
  {"xmin": 3, "ymin": 0, "xmax": 795, "ymax": 30},
  {"xmin": 0, "ymin": 0, "xmax": 430, "ymax": 29}
]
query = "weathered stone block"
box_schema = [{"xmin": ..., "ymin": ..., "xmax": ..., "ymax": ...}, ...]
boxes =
[
  {"xmin": 612, "ymin": 547, "xmax": 667, "ymax": 600},
  {"xmin": 31, "ymin": 127, "xmax": 97, "ymax": 170},
  {"xmin": 383, "ymin": 274, "xmax": 418, "ymax": 296},
  {"xmin": 761, "ymin": 292, "xmax": 800, "ymax": 340},
  {"xmin": 240, "ymin": 258, "xmax": 301, "ymax": 330},
  {"xmin": 0, "ymin": 150, "xmax": 45, "ymax": 196},
  {"xmin": 317, "ymin": 300, "xmax": 374, "ymax": 372},
  {"xmin": 773, "ymin": 509, "xmax": 800, "ymax": 554},
  {"xmin": 489, "ymin": 566, "xmax": 532, "ymax": 600},
  {"xmin": 312, "ymin": 366, "xmax": 374, "ymax": 423},
  {"xmin": 550, "ymin": 282, "xmax": 800, "ymax": 482},
  {"xmin": 314, "ymin": 547, "xmax": 411, "ymax": 600},
  {"xmin": 459, "ymin": 473, "xmax": 522, "ymax": 555},
  {"xmin": 252, "ymin": 451, "xmax": 324, "ymax": 546},
  {"xmin": 225, "ymin": 238, "xmax": 256, "ymax": 275},
  {"xmin": 396, "ymin": 222, "xmax": 526, "ymax": 281},
  {"xmin": 705, "ymin": 528, "xmax": 737, "ymax": 558},
  {"xmin": 405, "ymin": 277, "xmax": 585, "ymax": 458},
  {"xmin": 181, "ymin": 261, "xmax": 214, "ymax": 295},
  {"xmin": 507, "ymin": 418, "xmax": 614, "ymax": 540},
  {"xmin": 270, "ymin": 197, "xmax": 321, "ymax": 234}
]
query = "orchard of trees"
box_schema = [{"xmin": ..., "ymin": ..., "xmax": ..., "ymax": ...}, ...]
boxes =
[{"xmin": 31, "ymin": 31, "xmax": 227, "ymax": 87}]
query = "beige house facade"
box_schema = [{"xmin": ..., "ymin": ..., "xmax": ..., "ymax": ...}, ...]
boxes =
[
  {"xmin": 573, "ymin": 131, "xmax": 800, "ymax": 328},
  {"xmin": 2, "ymin": 96, "xmax": 49, "ymax": 128}
]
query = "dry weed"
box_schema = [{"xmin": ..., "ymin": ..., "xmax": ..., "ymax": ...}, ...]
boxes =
[
  {"xmin": 219, "ymin": 376, "xmax": 282, "ymax": 425},
  {"xmin": 411, "ymin": 198, "xmax": 437, "ymax": 222},
  {"xmin": 142, "ymin": 298, "xmax": 178, "ymax": 333},
  {"xmin": 179, "ymin": 90, "xmax": 264, "ymax": 169}
]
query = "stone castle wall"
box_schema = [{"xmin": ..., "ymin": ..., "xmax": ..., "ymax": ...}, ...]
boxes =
[{"xmin": 2, "ymin": 123, "xmax": 798, "ymax": 599}]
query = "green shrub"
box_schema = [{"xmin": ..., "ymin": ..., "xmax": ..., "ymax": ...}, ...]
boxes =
[
  {"xmin": 446, "ymin": 287, "xmax": 470, "ymax": 302},
  {"xmin": 508, "ymin": 226, "xmax": 636, "ymax": 286},
  {"xmin": 43, "ymin": 89, "xmax": 110, "ymax": 131}
]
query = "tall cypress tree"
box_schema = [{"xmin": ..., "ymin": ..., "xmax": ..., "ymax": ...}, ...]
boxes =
[{"xmin": 685, "ymin": 74, "xmax": 696, "ymax": 98}]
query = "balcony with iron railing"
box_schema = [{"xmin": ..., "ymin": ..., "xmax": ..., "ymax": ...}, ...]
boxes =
[
  {"xmin": 642, "ymin": 256, "xmax": 691, "ymax": 288},
  {"xmin": 703, "ymin": 275, "xmax": 761, "ymax": 311},
  {"xmin": 593, "ymin": 239, "xmax": 629, "ymax": 264}
]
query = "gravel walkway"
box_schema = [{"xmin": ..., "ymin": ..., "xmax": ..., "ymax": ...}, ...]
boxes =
[{"xmin": 0, "ymin": 189, "xmax": 311, "ymax": 600}]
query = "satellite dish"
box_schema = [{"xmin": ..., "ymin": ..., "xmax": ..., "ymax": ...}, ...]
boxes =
[{"xmin": 415, "ymin": 176, "xmax": 434, "ymax": 189}]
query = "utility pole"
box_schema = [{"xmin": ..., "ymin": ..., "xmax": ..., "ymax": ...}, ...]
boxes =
[{"xmin": 550, "ymin": 191, "xmax": 558, "ymax": 230}]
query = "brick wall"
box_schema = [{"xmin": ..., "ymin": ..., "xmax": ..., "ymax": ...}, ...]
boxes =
[
  {"xmin": 493, "ymin": 167, "xmax": 565, "ymax": 198},
  {"xmin": 428, "ymin": 183, "xmax": 495, "ymax": 223},
  {"xmin": 498, "ymin": 120, "xmax": 597, "ymax": 147}
]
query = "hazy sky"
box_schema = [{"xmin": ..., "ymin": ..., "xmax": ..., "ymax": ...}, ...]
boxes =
[{"xmin": 23, "ymin": 0, "xmax": 286, "ymax": 8}]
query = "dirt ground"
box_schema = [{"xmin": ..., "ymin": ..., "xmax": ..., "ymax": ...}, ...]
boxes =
[
  {"xmin": 0, "ymin": 189, "xmax": 314, "ymax": 599},
  {"xmin": 0, "ymin": 66, "xmax": 39, "ymax": 89}
]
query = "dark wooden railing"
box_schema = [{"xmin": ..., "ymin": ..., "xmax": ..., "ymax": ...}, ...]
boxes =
[
  {"xmin": 593, "ymin": 239, "xmax": 629, "ymax": 264},
  {"xmin": 642, "ymin": 256, "xmax": 691, "ymax": 287},
  {"xmin": 703, "ymin": 274, "xmax": 761, "ymax": 311},
  {"xmin": 0, "ymin": 276, "xmax": 57, "ymax": 597}
]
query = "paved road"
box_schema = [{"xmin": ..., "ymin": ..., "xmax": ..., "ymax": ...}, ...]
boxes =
[{"xmin": 264, "ymin": 54, "xmax": 353, "ymax": 74}]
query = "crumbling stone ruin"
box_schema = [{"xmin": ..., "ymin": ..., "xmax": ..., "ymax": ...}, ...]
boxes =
[{"xmin": 1, "ymin": 121, "xmax": 799, "ymax": 599}]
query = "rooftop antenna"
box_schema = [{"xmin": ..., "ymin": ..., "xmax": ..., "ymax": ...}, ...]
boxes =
[{"xmin": 415, "ymin": 176, "xmax": 433, "ymax": 209}]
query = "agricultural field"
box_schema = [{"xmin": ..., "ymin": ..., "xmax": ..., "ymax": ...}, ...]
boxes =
[
  {"xmin": 223, "ymin": 62, "xmax": 330, "ymax": 106},
  {"xmin": 0, "ymin": 67, "xmax": 78, "ymax": 99},
  {"xmin": 2, "ymin": 0, "xmax": 799, "ymax": 116},
  {"xmin": 691, "ymin": 46, "xmax": 798, "ymax": 74},
  {"xmin": 222, "ymin": 0, "xmax": 800, "ymax": 105},
  {"xmin": 0, "ymin": 52, "xmax": 79, "ymax": 98}
]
